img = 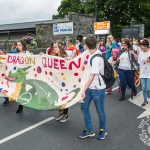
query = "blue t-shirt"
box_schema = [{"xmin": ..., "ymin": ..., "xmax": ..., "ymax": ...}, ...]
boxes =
[
  {"xmin": 11, "ymin": 49, "xmax": 17, "ymax": 53},
  {"xmin": 105, "ymin": 42, "xmax": 116, "ymax": 60}
]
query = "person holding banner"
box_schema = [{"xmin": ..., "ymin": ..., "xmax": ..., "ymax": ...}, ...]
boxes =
[
  {"xmin": 46, "ymin": 42, "xmax": 55, "ymax": 55},
  {"xmin": 10, "ymin": 41, "xmax": 18, "ymax": 54},
  {"xmin": 0, "ymin": 50, "xmax": 10, "ymax": 106},
  {"xmin": 15, "ymin": 40, "xmax": 30, "ymax": 113},
  {"xmin": 53, "ymin": 41, "xmax": 70, "ymax": 122},
  {"xmin": 78, "ymin": 36, "xmax": 107, "ymax": 140}
]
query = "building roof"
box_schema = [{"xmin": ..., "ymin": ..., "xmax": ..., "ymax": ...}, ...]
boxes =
[{"xmin": 0, "ymin": 18, "xmax": 69, "ymax": 31}]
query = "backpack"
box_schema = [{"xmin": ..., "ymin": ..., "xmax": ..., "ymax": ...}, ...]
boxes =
[{"xmin": 90, "ymin": 54, "xmax": 116, "ymax": 89}]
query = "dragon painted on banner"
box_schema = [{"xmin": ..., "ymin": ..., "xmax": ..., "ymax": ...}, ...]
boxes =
[{"xmin": 0, "ymin": 53, "xmax": 89, "ymax": 110}]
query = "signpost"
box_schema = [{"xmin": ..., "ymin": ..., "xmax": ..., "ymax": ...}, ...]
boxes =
[
  {"xmin": 94, "ymin": 21, "xmax": 110, "ymax": 35},
  {"xmin": 53, "ymin": 22, "xmax": 73, "ymax": 35}
]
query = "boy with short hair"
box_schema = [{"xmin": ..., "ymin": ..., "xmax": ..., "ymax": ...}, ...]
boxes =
[{"xmin": 78, "ymin": 36, "xmax": 107, "ymax": 140}]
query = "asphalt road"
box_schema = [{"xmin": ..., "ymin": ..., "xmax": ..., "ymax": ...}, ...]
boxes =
[{"xmin": 0, "ymin": 85, "xmax": 150, "ymax": 150}]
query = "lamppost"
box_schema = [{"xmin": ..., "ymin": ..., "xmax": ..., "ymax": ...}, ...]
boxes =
[
  {"xmin": 8, "ymin": 31, "xmax": 10, "ymax": 40},
  {"xmin": 130, "ymin": 19, "xmax": 134, "ymax": 48},
  {"xmin": 130, "ymin": 19, "xmax": 134, "ymax": 100},
  {"xmin": 95, "ymin": 0, "xmax": 98, "ymax": 22}
]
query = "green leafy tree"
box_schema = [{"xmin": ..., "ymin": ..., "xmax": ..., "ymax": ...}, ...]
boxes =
[
  {"xmin": 52, "ymin": 0, "xmax": 85, "ymax": 19},
  {"xmin": 53, "ymin": 0, "xmax": 150, "ymax": 37}
]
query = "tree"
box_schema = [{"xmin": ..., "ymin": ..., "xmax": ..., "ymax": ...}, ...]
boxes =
[
  {"xmin": 53, "ymin": 0, "xmax": 150, "ymax": 37},
  {"xmin": 52, "ymin": 0, "xmax": 85, "ymax": 19}
]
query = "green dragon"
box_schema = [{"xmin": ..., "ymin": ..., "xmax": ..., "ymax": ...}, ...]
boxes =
[{"xmin": 7, "ymin": 66, "xmax": 80, "ymax": 110}]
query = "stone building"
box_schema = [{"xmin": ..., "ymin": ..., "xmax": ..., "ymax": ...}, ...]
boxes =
[
  {"xmin": 0, "ymin": 13, "xmax": 96, "ymax": 51},
  {"xmin": 36, "ymin": 13, "xmax": 96, "ymax": 47}
]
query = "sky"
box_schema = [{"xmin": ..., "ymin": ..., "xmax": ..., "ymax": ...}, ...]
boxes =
[{"xmin": 0, "ymin": 0, "xmax": 62, "ymax": 25}]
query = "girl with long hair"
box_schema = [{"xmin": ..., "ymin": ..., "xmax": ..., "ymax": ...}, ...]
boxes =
[
  {"xmin": 118, "ymin": 40, "xmax": 138, "ymax": 101},
  {"xmin": 105, "ymin": 35, "xmax": 116, "ymax": 60},
  {"xmin": 16, "ymin": 40, "xmax": 30, "ymax": 113},
  {"xmin": 53, "ymin": 41, "xmax": 69, "ymax": 122},
  {"xmin": 98, "ymin": 39, "xmax": 106, "ymax": 57},
  {"xmin": 11, "ymin": 41, "xmax": 18, "ymax": 53}
]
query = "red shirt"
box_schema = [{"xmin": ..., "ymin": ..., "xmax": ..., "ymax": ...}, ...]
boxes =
[{"xmin": 47, "ymin": 47, "xmax": 54, "ymax": 55}]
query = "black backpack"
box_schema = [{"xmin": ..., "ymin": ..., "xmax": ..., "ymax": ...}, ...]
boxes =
[{"xmin": 90, "ymin": 54, "xmax": 116, "ymax": 89}]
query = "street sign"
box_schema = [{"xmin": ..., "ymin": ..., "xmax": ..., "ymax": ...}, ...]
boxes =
[
  {"xmin": 95, "ymin": 29, "xmax": 110, "ymax": 35},
  {"xmin": 133, "ymin": 24, "xmax": 144, "ymax": 38},
  {"xmin": 53, "ymin": 22, "xmax": 73, "ymax": 35},
  {"xmin": 94, "ymin": 21, "xmax": 110, "ymax": 30}
]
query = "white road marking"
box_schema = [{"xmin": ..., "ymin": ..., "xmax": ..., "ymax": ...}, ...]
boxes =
[
  {"xmin": 129, "ymin": 92, "xmax": 150, "ymax": 118},
  {"xmin": 0, "ymin": 117, "xmax": 54, "ymax": 145},
  {"xmin": 106, "ymin": 86, "xmax": 119, "ymax": 94}
]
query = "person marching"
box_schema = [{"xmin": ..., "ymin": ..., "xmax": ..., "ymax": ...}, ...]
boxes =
[
  {"xmin": 15, "ymin": 40, "xmax": 31, "ymax": 113},
  {"xmin": 138, "ymin": 39, "xmax": 150, "ymax": 107},
  {"xmin": 78, "ymin": 36, "xmax": 107, "ymax": 140},
  {"xmin": 10, "ymin": 41, "xmax": 18, "ymax": 53},
  {"xmin": 107, "ymin": 49, "xmax": 121, "ymax": 93},
  {"xmin": 98, "ymin": 39, "xmax": 106, "ymax": 57},
  {"xmin": 118, "ymin": 40, "xmax": 138, "ymax": 101},
  {"xmin": 46, "ymin": 42, "xmax": 55, "ymax": 55},
  {"xmin": 0, "ymin": 50, "xmax": 10, "ymax": 106},
  {"xmin": 105, "ymin": 35, "xmax": 116, "ymax": 60},
  {"xmin": 65, "ymin": 39, "xmax": 79, "ymax": 59},
  {"xmin": 53, "ymin": 41, "xmax": 70, "ymax": 122}
]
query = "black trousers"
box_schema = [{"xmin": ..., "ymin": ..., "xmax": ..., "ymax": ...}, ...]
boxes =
[{"xmin": 59, "ymin": 108, "xmax": 68, "ymax": 115}]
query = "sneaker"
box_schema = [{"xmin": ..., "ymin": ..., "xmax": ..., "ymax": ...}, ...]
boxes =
[
  {"xmin": 3, "ymin": 97, "xmax": 9, "ymax": 106},
  {"xmin": 55, "ymin": 112, "xmax": 64, "ymax": 121},
  {"xmin": 126, "ymin": 85, "xmax": 130, "ymax": 89},
  {"xmin": 60, "ymin": 114, "xmax": 69, "ymax": 123},
  {"xmin": 78, "ymin": 129, "xmax": 95, "ymax": 138},
  {"xmin": 97, "ymin": 131, "xmax": 107, "ymax": 140},
  {"xmin": 106, "ymin": 88, "xmax": 112, "ymax": 93},
  {"xmin": 118, "ymin": 88, "xmax": 122, "ymax": 93},
  {"xmin": 141, "ymin": 101, "xmax": 148, "ymax": 107}
]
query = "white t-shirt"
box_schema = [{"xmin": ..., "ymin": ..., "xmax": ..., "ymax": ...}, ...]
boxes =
[
  {"xmin": 75, "ymin": 43, "xmax": 79, "ymax": 50},
  {"xmin": 87, "ymin": 50, "xmax": 106, "ymax": 89},
  {"xmin": 19, "ymin": 51, "xmax": 30, "ymax": 54},
  {"xmin": 65, "ymin": 50, "xmax": 75, "ymax": 59},
  {"xmin": 108, "ymin": 57, "xmax": 113, "ymax": 63},
  {"xmin": 133, "ymin": 45, "xmax": 141, "ymax": 54},
  {"xmin": 138, "ymin": 51, "xmax": 150, "ymax": 78},
  {"xmin": 118, "ymin": 51, "xmax": 132, "ymax": 70}
]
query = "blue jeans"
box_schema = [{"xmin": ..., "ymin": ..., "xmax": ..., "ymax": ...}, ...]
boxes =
[
  {"xmin": 81, "ymin": 88, "xmax": 106, "ymax": 131},
  {"xmin": 118, "ymin": 69, "xmax": 137, "ymax": 96},
  {"xmin": 141, "ymin": 78, "xmax": 150, "ymax": 102}
]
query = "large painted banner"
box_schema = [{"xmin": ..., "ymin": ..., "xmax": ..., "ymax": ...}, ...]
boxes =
[{"xmin": 0, "ymin": 52, "xmax": 89, "ymax": 110}]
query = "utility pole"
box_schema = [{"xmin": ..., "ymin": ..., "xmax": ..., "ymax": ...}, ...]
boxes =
[
  {"xmin": 130, "ymin": 20, "xmax": 134, "ymax": 48},
  {"xmin": 95, "ymin": 0, "xmax": 98, "ymax": 22},
  {"xmin": 8, "ymin": 31, "xmax": 10, "ymax": 40},
  {"xmin": 130, "ymin": 19, "xmax": 134, "ymax": 100}
]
